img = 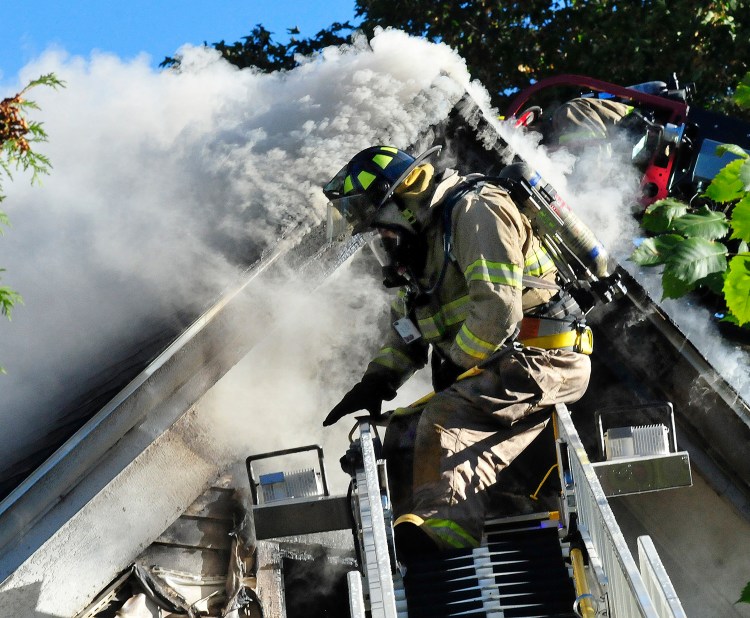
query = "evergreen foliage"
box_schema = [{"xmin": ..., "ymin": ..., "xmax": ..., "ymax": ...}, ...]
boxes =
[{"xmin": 0, "ymin": 74, "xmax": 64, "ymax": 372}]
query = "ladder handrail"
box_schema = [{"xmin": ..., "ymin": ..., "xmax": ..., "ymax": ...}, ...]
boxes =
[{"xmin": 555, "ymin": 404, "xmax": 683, "ymax": 618}]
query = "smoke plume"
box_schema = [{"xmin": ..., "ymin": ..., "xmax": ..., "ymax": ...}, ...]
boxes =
[
  {"xmin": 1, "ymin": 26, "xmax": 747, "ymax": 488},
  {"xmin": 0, "ymin": 29, "xmax": 470, "ymax": 476}
]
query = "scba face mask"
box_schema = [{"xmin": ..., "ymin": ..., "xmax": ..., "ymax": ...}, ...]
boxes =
[
  {"xmin": 368, "ymin": 232, "xmax": 407, "ymax": 288},
  {"xmin": 367, "ymin": 229, "xmax": 428, "ymax": 289}
]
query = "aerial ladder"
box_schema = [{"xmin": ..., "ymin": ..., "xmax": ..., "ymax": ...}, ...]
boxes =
[{"xmin": 249, "ymin": 400, "xmax": 691, "ymax": 618}]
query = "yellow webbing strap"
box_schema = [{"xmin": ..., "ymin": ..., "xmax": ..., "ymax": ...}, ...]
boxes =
[
  {"xmin": 390, "ymin": 366, "xmax": 482, "ymax": 417},
  {"xmin": 529, "ymin": 464, "xmax": 559, "ymax": 501},
  {"xmin": 389, "ymin": 328, "xmax": 592, "ymax": 420},
  {"xmin": 571, "ymin": 548, "xmax": 597, "ymax": 617},
  {"xmin": 519, "ymin": 325, "xmax": 593, "ymax": 355}
]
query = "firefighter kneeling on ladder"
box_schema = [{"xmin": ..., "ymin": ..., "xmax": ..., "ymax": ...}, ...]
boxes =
[{"xmin": 322, "ymin": 145, "xmax": 592, "ymax": 561}]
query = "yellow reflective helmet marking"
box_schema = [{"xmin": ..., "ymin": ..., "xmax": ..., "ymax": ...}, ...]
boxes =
[
  {"xmin": 343, "ymin": 175, "xmax": 354, "ymax": 194},
  {"xmin": 357, "ymin": 170, "xmax": 377, "ymax": 190},
  {"xmin": 372, "ymin": 153, "xmax": 394, "ymax": 169}
]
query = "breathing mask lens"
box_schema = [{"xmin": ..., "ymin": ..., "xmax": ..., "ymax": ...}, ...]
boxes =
[
  {"xmin": 326, "ymin": 202, "xmax": 348, "ymax": 242},
  {"xmin": 326, "ymin": 194, "xmax": 378, "ymax": 236}
]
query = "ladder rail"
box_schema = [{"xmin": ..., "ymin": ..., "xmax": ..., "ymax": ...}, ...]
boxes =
[
  {"xmin": 352, "ymin": 419, "xmax": 403, "ymax": 618},
  {"xmin": 555, "ymin": 404, "xmax": 683, "ymax": 618}
]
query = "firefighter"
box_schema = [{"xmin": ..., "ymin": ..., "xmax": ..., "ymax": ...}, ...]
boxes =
[
  {"xmin": 548, "ymin": 97, "xmax": 635, "ymax": 151},
  {"xmin": 322, "ymin": 145, "xmax": 591, "ymax": 558},
  {"xmin": 540, "ymin": 95, "xmax": 657, "ymax": 170}
]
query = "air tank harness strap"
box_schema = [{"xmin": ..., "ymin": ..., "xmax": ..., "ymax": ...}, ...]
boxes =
[
  {"xmin": 518, "ymin": 315, "xmax": 593, "ymax": 354},
  {"xmin": 419, "ymin": 178, "xmax": 487, "ymax": 297}
]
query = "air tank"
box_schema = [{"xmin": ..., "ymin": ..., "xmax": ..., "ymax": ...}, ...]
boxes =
[{"xmin": 500, "ymin": 162, "xmax": 610, "ymax": 278}]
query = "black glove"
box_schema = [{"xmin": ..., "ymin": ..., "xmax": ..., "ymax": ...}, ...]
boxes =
[
  {"xmin": 323, "ymin": 373, "xmax": 398, "ymax": 427},
  {"xmin": 432, "ymin": 357, "xmax": 464, "ymax": 392}
]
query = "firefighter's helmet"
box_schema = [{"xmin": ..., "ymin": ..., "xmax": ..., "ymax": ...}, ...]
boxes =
[{"xmin": 323, "ymin": 145, "xmax": 441, "ymax": 237}]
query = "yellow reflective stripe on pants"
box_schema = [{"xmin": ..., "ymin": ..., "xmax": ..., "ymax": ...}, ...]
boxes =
[
  {"xmin": 372, "ymin": 346, "xmax": 415, "ymax": 372},
  {"xmin": 464, "ymin": 259, "xmax": 522, "ymax": 287},
  {"xmin": 456, "ymin": 323, "xmax": 496, "ymax": 360},
  {"xmin": 423, "ymin": 518, "xmax": 479, "ymax": 549}
]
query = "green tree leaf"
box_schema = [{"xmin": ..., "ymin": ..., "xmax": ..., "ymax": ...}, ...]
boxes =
[
  {"xmin": 698, "ymin": 271, "xmax": 726, "ymax": 296},
  {"xmin": 0, "ymin": 284, "xmax": 23, "ymax": 319},
  {"xmin": 664, "ymin": 237, "xmax": 728, "ymax": 289},
  {"xmin": 724, "ymin": 254, "xmax": 750, "ymax": 326},
  {"xmin": 734, "ymin": 72, "xmax": 750, "ymax": 109},
  {"xmin": 630, "ymin": 234, "xmax": 684, "ymax": 266},
  {"xmin": 671, "ymin": 206, "xmax": 729, "ymax": 240},
  {"xmin": 715, "ymin": 144, "xmax": 750, "ymax": 159},
  {"xmin": 662, "ymin": 270, "xmax": 692, "ymax": 299},
  {"xmin": 740, "ymin": 158, "xmax": 750, "ymax": 192},
  {"xmin": 730, "ymin": 195, "xmax": 750, "ymax": 243},
  {"xmin": 704, "ymin": 159, "xmax": 746, "ymax": 203},
  {"xmin": 207, "ymin": 3, "xmax": 750, "ymax": 117},
  {"xmin": 642, "ymin": 198, "xmax": 689, "ymax": 233}
]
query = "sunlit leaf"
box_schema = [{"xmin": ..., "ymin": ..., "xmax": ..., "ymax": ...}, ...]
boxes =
[
  {"xmin": 642, "ymin": 198, "xmax": 689, "ymax": 233},
  {"xmin": 740, "ymin": 158, "xmax": 750, "ymax": 192},
  {"xmin": 664, "ymin": 237, "xmax": 728, "ymax": 287},
  {"xmin": 715, "ymin": 144, "xmax": 749, "ymax": 159},
  {"xmin": 730, "ymin": 195, "xmax": 750, "ymax": 243},
  {"xmin": 0, "ymin": 285, "xmax": 23, "ymax": 319},
  {"xmin": 704, "ymin": 158, "xmax": 745, "ymax": 203},
  {"xmin": 734, "ymin": 72, "xmax": 750, "ymax": 109},
  {"xmin": 630, "ymin": 234, "xmax": 684, "ymax": 266},
  {"xmin": 671, "ymin": 206, "xmax": 729, "ymax": 240},
  {"xmin": 724, "ymin": 254, "xmax": 750, "ymax": 326}
]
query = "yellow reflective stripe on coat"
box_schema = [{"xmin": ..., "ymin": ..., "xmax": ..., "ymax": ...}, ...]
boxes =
[
  {"xmin": 423, "ymin": 518, "xmax": 479, "ymax": 549},
  {"xmin": 464, "ymin": 258, "xmax": 522, "ymax": 288},
  {"xmin": 456, "ymin": 323, "xmax": 496, "ymax": 360},
  {"xmin": 416, "ymin": 296, "xmax": 471, "ymax": 341},
  {"xmin": 417, "ymin": 315, "xmax": 442, "ymax": 340},
  {"xmin": 371, "ymin": 346, "xmax": 415, "ymax": 372},
  {"xmin": 524, "ymin": 246, "xmax": 555, "ymax": 277},
  {"xmin": 442, "ymin": 295, "xmax": 470, "ymax": 325}
]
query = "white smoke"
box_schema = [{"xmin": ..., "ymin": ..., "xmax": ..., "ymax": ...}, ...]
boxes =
[
  {"xmin": 2, "ymin": 24, "xmax": 747, "ymax": 489},
  {"xmin": 0, "ymin": 29, "xmax": 471, "ymax": 476},
  {"xmin": 195, "ymin": 256, "xmax": 433, "ymax": 491}
]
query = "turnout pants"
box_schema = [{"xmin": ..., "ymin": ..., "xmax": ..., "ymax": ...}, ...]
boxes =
[{"xmin": 383, "ymin": 346, "xmax": 591, "ymax": 550}]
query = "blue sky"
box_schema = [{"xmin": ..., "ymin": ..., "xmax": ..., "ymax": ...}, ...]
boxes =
[{"xmin": 1, "ymin": 0, "xmax": 360, "ymax": 82}]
